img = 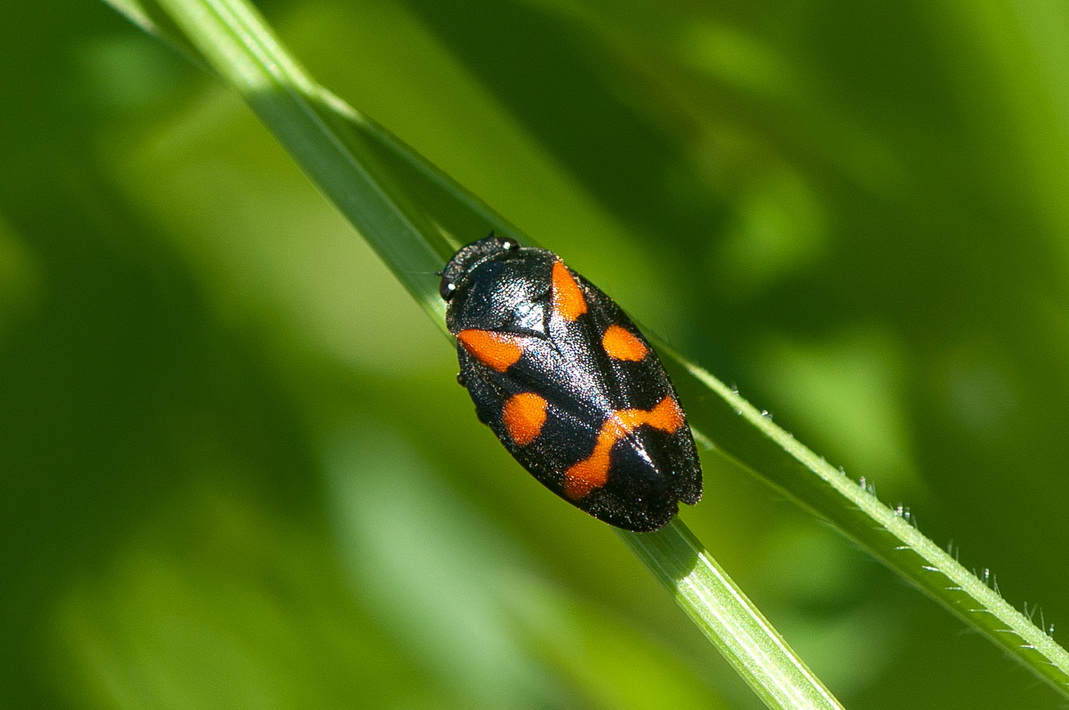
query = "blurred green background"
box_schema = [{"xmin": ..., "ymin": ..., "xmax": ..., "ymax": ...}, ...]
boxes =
[{"xmin": 3, "ymin": 0, "xmax": 1069, "ymax": 707}]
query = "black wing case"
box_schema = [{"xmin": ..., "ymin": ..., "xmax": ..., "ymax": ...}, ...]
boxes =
[
  {"xmin": 564, "ymin": 270, "xmax": 703, "ymax": 530},
  {"xmin": 455, "ymin": 256, "xmax": 702, "ymax": 531}
]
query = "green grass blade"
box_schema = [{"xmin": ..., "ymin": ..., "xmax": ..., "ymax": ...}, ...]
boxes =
[
  {"xmin": 666, "ymin": 351, "xmax": 1069, "ymax": 696},
  {"xmin": 622, "ymin": 521, "xmax": 843, "ymax": 710},
  {"xmin": 105, "ymin": 0, "xmax": 1069, "ymax": 701},
  {"xmin": 123, "ymin": 0, "xmax": 459, "ymax": 327}
]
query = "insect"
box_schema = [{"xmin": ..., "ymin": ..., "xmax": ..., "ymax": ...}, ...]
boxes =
[{"xmin": 439, "ymin": 235, "xmax": 702, "ymax": 532}]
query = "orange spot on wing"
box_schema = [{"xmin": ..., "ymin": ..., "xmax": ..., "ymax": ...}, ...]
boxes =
[
  {"xmin": 602, "ymin": 324, "xmax": 649, "ymax": 361},
  {"xmin": 562, "ymin": 450, "xmax": 611, "ymax": 500},
  {"xmin": 552, "ymin": 261, "xmax": 588, "ymax": 322},
  {"xmin": 647, "ymin": 395, "xmax": 685, "ymax": 433},
  {"xmin": 457, "ymin": 329, "xmax": 523, "ymax": 372},
  {"xmin": 563, "ymin": 396, "xmax": 685, "ymax": 500},
  {"xmin": 502, "ymin": 392, "xmax": 548, "ymax": 445}
]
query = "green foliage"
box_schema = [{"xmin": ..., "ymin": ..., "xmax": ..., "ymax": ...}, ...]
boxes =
[{"xmin": 3, "ymin": 0, "xmax": 1069, "ymax": 708}]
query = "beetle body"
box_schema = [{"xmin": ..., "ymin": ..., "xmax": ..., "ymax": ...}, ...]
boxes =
[{"xmin": 440, "ymin": 236, "xmax": 702, "ymax": 532}]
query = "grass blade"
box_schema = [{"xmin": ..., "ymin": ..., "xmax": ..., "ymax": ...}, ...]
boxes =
[{"xmin": 106, "ymin": 0, "xmax": 1069, "ymax": 701}]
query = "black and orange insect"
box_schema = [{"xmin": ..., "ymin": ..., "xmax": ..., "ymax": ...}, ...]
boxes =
[{"xmin": 440, "ymin": 236, "xmax": 702, "ymax": 532}]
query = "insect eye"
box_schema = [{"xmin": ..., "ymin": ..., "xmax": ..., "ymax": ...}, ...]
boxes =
[{"xmin": 439, "ymin": 277, "xmax": 457, "ymax": 301}]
